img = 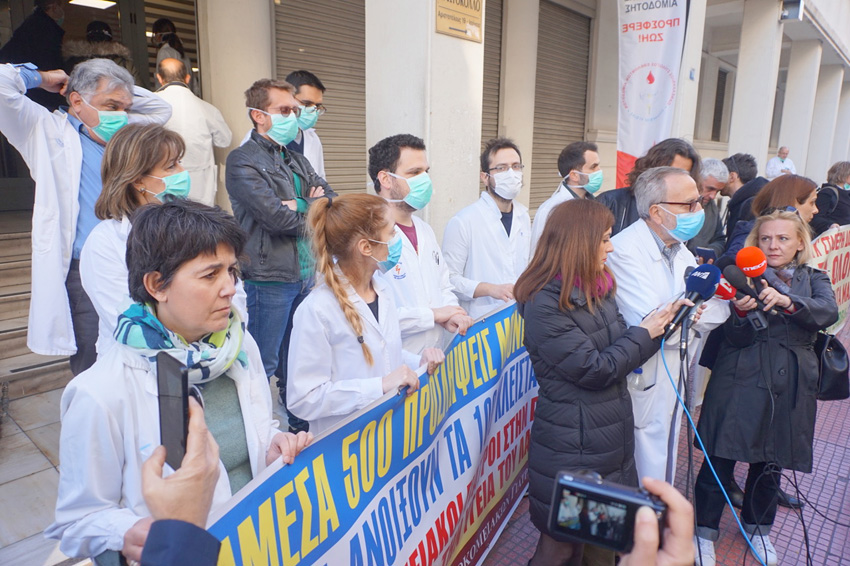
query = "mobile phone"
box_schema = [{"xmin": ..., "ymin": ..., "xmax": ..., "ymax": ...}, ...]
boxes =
[
  {"xmin": 696, "ymin": 247, "xmax": 717, "ymax": 263},
  {"xmin": 548, "ymin": 471, "xmax": 667, "ymax": 553},
  {"xmin": 156, "ymin": 352, "xmax": 190, "ymax": 470}
]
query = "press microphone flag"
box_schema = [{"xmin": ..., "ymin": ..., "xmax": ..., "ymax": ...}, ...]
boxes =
[
  {"xmin": 736, "ymin": 246, "xmax": 768, "ymax": 278},
  {"xmin": 715, "ymin": 277, "xmax": 737, "ymax": 300},
  {"xmin": 663, "ymin": 263, "xmax": 721, "ymax": 341}
]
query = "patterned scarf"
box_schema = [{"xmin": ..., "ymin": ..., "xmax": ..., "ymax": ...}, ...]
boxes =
[{"xmin": 114, "ymin": 302, "xmax": 249, "ymax": 385}]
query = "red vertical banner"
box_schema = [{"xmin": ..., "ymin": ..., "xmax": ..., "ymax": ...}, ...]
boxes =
[{"xmin": 617, "ymin": 1, "xmax": 688, "ymax": 187}]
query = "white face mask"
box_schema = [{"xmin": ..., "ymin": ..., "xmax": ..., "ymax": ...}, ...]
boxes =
[{"xmin": 491, "ymin": 169, "xmax": 523, "ymax": 200}]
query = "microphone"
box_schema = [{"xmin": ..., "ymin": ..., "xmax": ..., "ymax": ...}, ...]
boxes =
[
  {"xmin": 663, "ymin": 264, "xmax": 721, "ymax": 341},
  {"xmin": 722, "ymin": 264, "xmax": 781, "ymax": 315},
  {"xmin": 714, "ymin": 277, "xmax": 737, "ymax": 300},
  {"xmin": 736, "ymin": 246, "xmax": 768, "ymax": 278},
  {"xmin": 714, "ymin": 255, "xmax": 736, "ymax": 272}
]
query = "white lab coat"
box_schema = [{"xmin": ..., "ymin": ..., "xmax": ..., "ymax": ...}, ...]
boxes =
[
  {"xmin": 0, "ymin": 64, "xmax": 171, "ymax": 356},
  {"xmin": 607, "ymin": 220, "xmax": 728, "ymax": 482},
  {"xmin": 157, "ymin": 83, "xmax": 231, "ymax": 206},
  {"xmin": 379, "ymin": 216, "xmax": 459, "ymax": 355},
  {"xmin": 79, "ymin": 218, "xmax": 248, "ymax": 356},
  {"xmin": 531, "ymin": 183, "xmax": 576, "ymax": 253},
  {"xmin": 442, "ymin": 192, "xmax": 531, "ymax": 320},
  {"xmin": 287, "ymin": 273, "xmax": 420, "ymax": 436},
  {"xmin": 44, "ymin": 332, "xmax": 280, "ymax": 558},
  {"xmin": 765, "ymin": 156, "xmax": 797, "ymax": 180},
  {"xmin": 239, "ymin": 127, "xmax": 326, "ymax": 179}
]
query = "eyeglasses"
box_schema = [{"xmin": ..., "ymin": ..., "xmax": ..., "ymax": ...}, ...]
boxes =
[
  {"xmin": 659, "ymin": 200, "xmax": 702, "ymax": 212},
  {"xmin": 487, "ymin": 164, "xmax": 525, "ymax": 174},
  {"xmin": 266, "ymin": 105, "xmax": 301, "ymax": 117},
  {"xmin": 295, "ymin": 96, "xmax": 327, "ymax": 116}
]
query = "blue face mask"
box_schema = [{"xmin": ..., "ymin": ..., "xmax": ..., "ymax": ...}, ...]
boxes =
[
  {"xmin": 82, "ymin": 96, "xmax": 128, "ymax": 142},
  {"xmin": 370, "ymin": 233, "xmax": 403, "ymax": 273},
  {"xmin": 145, "ymin": 170, "xmax": 191, "ymax": 201},
  {"xmin": 568, "ymin": 169, "xmax": 603, "ymax": 194},
  {"xmin": 297, "ymin": 105, "xmax": 320, "ymax": 130},
  {"xmin": 251, "ymin": 108, "xmax": 299, "ymax": 146},
  {"xmin": 386, "ymin": 171, "xmax": 433, "ymax": 210},
  {"xmin": 844, "ymin": 183, "xmax": 850, "ymax": 191},
  {"xmin": 658, "ymin": 206, "xmax": 705, "ymax": 242}
]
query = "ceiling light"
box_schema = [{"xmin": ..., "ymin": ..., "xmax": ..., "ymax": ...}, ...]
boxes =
[{"xmin": 69, "ymin": 0, "xmax": 117, "ymax": 9}]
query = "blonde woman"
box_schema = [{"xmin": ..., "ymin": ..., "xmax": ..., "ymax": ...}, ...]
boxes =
[{"xmin": 287, "ymin": 194, "xmax": 445, "ymax": 435}]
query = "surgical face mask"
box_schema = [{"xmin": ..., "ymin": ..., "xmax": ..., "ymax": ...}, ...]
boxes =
[
  {"xmin": 297, "ymin": 105, "xmax": 320, "ymax": 130},
  {"xmin": 251, "ymin": 108, "xmax": 299, "ymax": 146},
  {"xmin": 369, "ymin": 233, "xmax": 403, "ymax": 273},
  {"xmin": 386, "ymin": 171, "xmax": 433, "ymax": 210},
  {"xmin": 844, "ymin": 183, "xmax": 850, "ymax": 191},
  {"xmin": 81, "ymin": 97, "xmax": 128, "ymax": 142},
  {"xmin": 491, "ymin": 168, "xmax": 523, "ymax": 200},
  {"xmin": 143, "ymin": 170, "xmax": 191, "ymax": 201},
  {"xmin": 569, "ymin": 169, "xmax": 604, "ymax": 194},
  {"xmin": 658, "ymin": 206, "xmax": 705, "ymax": 242}
]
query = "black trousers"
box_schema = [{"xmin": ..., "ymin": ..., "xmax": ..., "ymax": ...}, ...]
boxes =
[
  {"xmin": 65, "ymin": 260, "xmax": 98, "ymax": 376},
  {"xmin": 694, "ymin": 455, "xmax": 781, "ymax": 540}
]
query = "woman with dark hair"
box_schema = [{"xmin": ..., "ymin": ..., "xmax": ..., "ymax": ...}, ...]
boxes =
[
  {"xmin": 515, "ymin": 199, "xmax": 680, "ymax": 566},
  {"xmin": 63, "ymin": 21, "xmax": 145, "ymax": 85},
  {"xmin": 48, "ymin": 199, "xmax": 312, "ymax": 563},
  {"xmin": 152, "ymin": 18, "xmax": 197, "ymax": 93},
  {"xmin": 810, "ymin": 161, "xmax": 850, "ymax": 236},
  {"xmin": 721, "ymin": 174, "xmax": 818, "ymax": 259},
  {"xmin": 694, "ymin": 210, "xmax": 837, "ymax": 566},
  {"xmin": 598, "ymin": 138, "xmax": 702, "ymax": 235}
]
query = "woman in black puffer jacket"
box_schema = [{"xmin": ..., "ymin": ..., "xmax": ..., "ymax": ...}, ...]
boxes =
[{"xmin": 515, "ymin": 199, "xmax": 679, "ymax": 566}]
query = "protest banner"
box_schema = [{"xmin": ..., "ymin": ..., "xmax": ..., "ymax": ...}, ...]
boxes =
[
  {"xmin": 809, "ymin": 224, "xmax": 850, "ymax": 332},
  {"xmin": 207, "ymin": 303, "xmax": 539, "ymax": 566},
  {"xmin": 617, "ymin": 0, "xmax": 688, "ymax": 186}
]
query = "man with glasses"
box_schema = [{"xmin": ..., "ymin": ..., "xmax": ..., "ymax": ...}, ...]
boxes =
[
  {"xmin": 607, "ymin": 167, "xmax": 728, "ymax": 483},
  {"xmin": 284, "ymin": 70, "xmax": 327, "ymax": 178},
  {"xmin": 225, "ymin": 78, "xmax": 335, "ymax": 432},
  {"xmin": 686, "ymin": 158, "xmax": 729, "ymax": 259},
  {"xmin": 721, "ymin": 153, "xmax": 767, "ymax": 237},
  {"xmin": 442, "ymin": 137, "xmax": 531, "ymax": 320}
]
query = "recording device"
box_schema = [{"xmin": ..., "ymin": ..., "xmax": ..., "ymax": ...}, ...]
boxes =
[
  {"xmin": 156, "ymin": 352, "xmax": 202, "ymax": 470},
  {"xmin": 721, "ymin": 265, "xmax": 780, "ymax": 316},
  {"xmin": 662, "ymin": 264, "xmax": 721, "ymax": 341},
  {"xmin": 695, "ymin": 246, "xmax": 717, "ymax": 264},
  {"xmin": 548, "ymin": 471, "xmax": 667, "ymax": 553}
]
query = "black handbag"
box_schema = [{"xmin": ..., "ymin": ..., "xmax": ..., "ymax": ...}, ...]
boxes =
[{"xmin": 814, "ymin": 332, "xmax": 850, "ymax": 401}]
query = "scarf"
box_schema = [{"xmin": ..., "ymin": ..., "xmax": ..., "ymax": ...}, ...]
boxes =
[{"xmin": 114, "ymin": 302, "xmax": 249, "ymax": 385}]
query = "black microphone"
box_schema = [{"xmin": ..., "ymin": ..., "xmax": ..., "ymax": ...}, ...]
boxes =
[
  {"xmin": 714, "ymin": 255, "xmax": 736, "ymax": 272},
  {"xmin": 663, "ymin": 264, "xmax": 721, "ymax": 341},
  {"xmin": 721, "ymin": 265, "xmax": 781, "ymax": 315}
]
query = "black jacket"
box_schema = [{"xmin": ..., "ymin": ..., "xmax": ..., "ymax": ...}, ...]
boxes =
[
  {"xmin": 697, "ymin": 267, "xmax": 837, "ymax": 472},
  {"xmin": 597, "ymin": 187, "xmax": 640, "ymax": 236},
  {"xmin": 811, "ymin": 184, "xmax": 850, "ymax": 236},
  {"xmin": 519, "ymin": 280, "xmax": 658, "ymax": 538},
  {"xmin": 225, "ymin": 130, "xmax": 335, "ymax": 282},
  {"xmin": 725, "ymin": 176, "xmax": 768, "ymax": 236}
]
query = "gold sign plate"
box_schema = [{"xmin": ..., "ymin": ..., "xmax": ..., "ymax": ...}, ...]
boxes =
[{"xmin": 436, "ymin": 0, "xmax": 483, "ymax": 43}]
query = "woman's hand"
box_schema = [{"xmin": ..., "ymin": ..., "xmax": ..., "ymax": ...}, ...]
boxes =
[
  {"xmin": 266, "ymin": 431, "xmax": 314, "ymax": 466},
  {"xmin": 639, "ymin": 302, "xmax": 676, "ymax": 339},
  {"xmin": 758, "ymin": 280, "xmax": 792, "ymax": 311},
  {"xmin": 444, "ymin": 312, "xmax": 474, "ymax": 336},
  {"xmin": 420, "ymin": 348, "xmax": 445, "ymax": 375},
  {"xmin": 382, "ymin": 365, "xmax": 420, "ymax": 395},
  {"xmin": 121, "ymin": 516, "xmax": 154, "ymax": 563},
  {"xmin": 731, "ymin": 294, "xmax": 757, "ymax": 313}
]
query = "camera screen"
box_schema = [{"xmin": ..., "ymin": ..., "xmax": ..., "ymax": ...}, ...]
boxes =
[{"xmin": 555, "ymin": 488, "xmax": 629, "ymax": 545}]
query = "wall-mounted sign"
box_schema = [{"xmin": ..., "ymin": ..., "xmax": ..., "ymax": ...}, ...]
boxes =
[{"xmin": 436, "ymin": 0, "xmax": 482, "ymax": 43}]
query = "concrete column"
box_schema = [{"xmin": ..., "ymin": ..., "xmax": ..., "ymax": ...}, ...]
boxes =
[
  {"xmin": 498, "ymin": 0, "xmax": 540, "ymax": 207},
  {"xmin": 365, "ymin": 0, "xmax": 485, "ymax": 237},
  {"xmin": 806, "ymin": 66, "xmax": 845, "ymax": 181},
  {"xmin": 777, "ymin": 40, "xmax": 822, "ymax": 173},
  {"xmin": 694, "ymin": 55, "xmax": 719, "ymax": 141},
  {"xmin": 585, "ymin": 0, "xmax": 618, "ymax": 191},
  {"xmin": 728, "ymin": 0, "xmax": 784, "ymax": 168},
  {"xmin": 196, "ymin": 0, "xmax": 274, "ymax": 210},
  {"xmin": 670, "ymin": 0, "xmax": 707, "ymax": 141},
  {"xmin": 831, "ymin": 82, "xmax": 850, "ymax": 165}
]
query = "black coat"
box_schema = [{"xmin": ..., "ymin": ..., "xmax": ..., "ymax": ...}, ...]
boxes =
[
  {"xmin": 811, "ymin": 184, "xmax": 850, "ymax": 236},
  {"xmin": 725, "ymin": 177, "xmax": 768, "ymax": 236},
  {"xmin": 520, "ymin": 280, "xmax": 659, "ymax": 537},
  {"xmin": 597, "ymin": 187, "xmax": 640, "ymax": 236},
  {"xmin": 697, "ymin": 267, "xmax": 838, "ymax": 472}
]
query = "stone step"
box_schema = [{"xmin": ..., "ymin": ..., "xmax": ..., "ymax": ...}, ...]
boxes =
[
  {"xmin": 0, "ymin": 283, "xmax": 29, "ymax": 321},
  {"xmin": 0, "ymin": 256, "xmax": 31, "ymax": 288},
  {"xmin": 0, "ymin": 231, "xmax": 30, "ymax": 261},
  {"xmin": 0, "ymin": 316, "xmax": 28, "ymax": 360},
  {"xmin": 0, "ymin": 352, "xmax": 72, "ymax": 401}
]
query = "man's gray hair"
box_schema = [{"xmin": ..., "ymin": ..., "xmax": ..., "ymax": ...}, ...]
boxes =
[
  {"xmin": 635, "ymin": 166, "xmax": 692, "ymax": 219},
  {"xmin": 66, "ymin": 58, "xmax": 134, "ymax": 102},
  {"xmin": 701, "ymin": 158, "xmax": 729, "ymax": 184}
]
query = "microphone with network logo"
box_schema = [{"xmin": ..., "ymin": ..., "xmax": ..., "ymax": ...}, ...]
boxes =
[{"xmin": 662, "ymin": 264, "xmax": 721, "ymax": 341}]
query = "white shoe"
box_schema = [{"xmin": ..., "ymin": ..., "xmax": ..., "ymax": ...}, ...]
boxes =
[
  {"xmin": 746, "ymin": 532, "xmax": 778, "ymax": 565},
  {"xmin": 694, "ymin": 536, "xmax": 716, "ymax": 566}
]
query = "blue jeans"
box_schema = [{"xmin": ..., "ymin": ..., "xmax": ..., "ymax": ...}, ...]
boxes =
[{"xmin": 245, "ymin": 280, "xmax": 310, "ymax": 432}]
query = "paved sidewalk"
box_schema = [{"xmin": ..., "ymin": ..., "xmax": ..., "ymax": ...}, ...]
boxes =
[{"xmin": 482, "ymin": 326, "xmax": 850, "ymax": 566}]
